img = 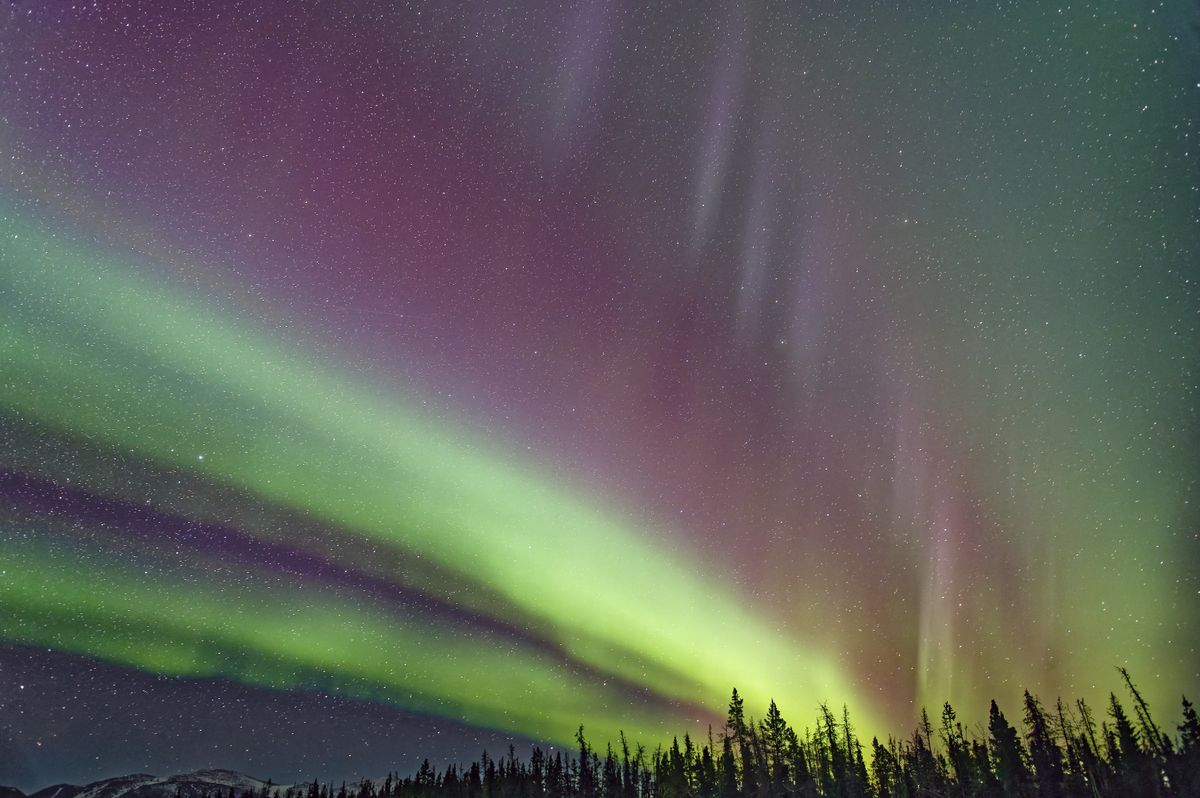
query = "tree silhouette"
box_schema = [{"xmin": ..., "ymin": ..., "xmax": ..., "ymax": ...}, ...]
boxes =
[
  {"xmin": 101, "ymin": 675, "xmax": 1200, "ymax": 798},
  {"xmin": 1022, "ymin": 691, "xmax": 1064, "ymax": 796}
]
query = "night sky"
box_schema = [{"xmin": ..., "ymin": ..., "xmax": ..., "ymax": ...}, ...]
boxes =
[{"xmin": 1, "ymin": 0, "xmax": 1198, "ymax": 791}]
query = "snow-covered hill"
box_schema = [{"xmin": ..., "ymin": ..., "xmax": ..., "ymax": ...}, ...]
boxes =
[{"xmin": 6, "ymin": 770, "xmax": 286, "ymax": 798}]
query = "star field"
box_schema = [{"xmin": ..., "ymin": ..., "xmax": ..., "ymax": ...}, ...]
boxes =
[{"xmin": 1, "ymin": 0, "xmax": 1197, "ymax": 791}]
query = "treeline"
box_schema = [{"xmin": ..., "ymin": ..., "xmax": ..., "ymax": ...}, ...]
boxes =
[{"xmin": 204, "ymin": 669, "xmax": 1200, "ymax": 798}]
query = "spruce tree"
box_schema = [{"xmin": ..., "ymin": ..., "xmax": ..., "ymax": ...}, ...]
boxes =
[
  {"xmin": 1108, "ymin": 693, "xmax": 1150, "ymax": 794},
  {"xmin": 619, "ymin": 732, "xmax": 635, "ymax": 798},
  {"xmin": 1182, "ymin": 696, "xmax": 1200, "ymax": 754},
  {"xmin": 907, "ymin": 708, "xmax": 947, "ymax": 796},
  {"xmin": 698, "ymin": 742, "xmax": 717, "ymax": 798},
  {"xmin": 1172, "ymin": 696, "xmax": 1200, "ymax": 798},
  {"xmin": 988, "ymin": 699, "xmax": 1030, "ymax": 794},
  {"xmin": 577, "ymin": 727, "xmax": 595, "ymax": 798},
  {"xmin": 719, "ymin": 735, "xmax": 739, "ymax": 798},
  {"xmin": 819, "ymin": 704, "xmax": 847, "ymax": 795},
  {"xmin": 784, "ymin": 726, "xmax": 815, "ymax": 797},
  {"xmin": 728, "ymin": 689, "xmax": 747, "ymax": 739},
  {"xmin": 603, "ymin": 745, "xmax": 622, "ymax": 798},
  {"xmin": 1120, "ymin": 667, "xmax": 1170, "ymax": 758},
  {"xmin": 940, "ymin": 702, "xmax": 976, "ymax": 793},
  {"xmin": 1023, "ymin": 691, "xmax": 1065, "ymax": 796},
  {"xmin": 869, "ymin": 738, "xmax": 898, "ymax": 798},
  {"xmin": 760, "ymin": 700, "xmax": 790, "ymax": 792}
]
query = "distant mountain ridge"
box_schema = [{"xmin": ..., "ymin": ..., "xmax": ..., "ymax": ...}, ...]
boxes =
[{"xmin": 2, "ymin": 770, "xmax": 283, "ymax": 798}]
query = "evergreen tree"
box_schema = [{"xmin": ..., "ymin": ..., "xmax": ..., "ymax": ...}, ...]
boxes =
[
  {"xmin": 604, "ymin": 744, "xmax": 623, "ymax": 798},
  {"xmin": 1053, "ymin": 698, "xmax": 1095, "ymax": 798},
  {"xmin": 940, "ymin": 702, "xmax": 976, "ymax": 794},
  {"xmin": 1023, "ymin": 691, "xmax": 1064, "ymax": 796},
  {"xmin": 212, "ymin": 677, "xmax": 1200, "ymax": 798},
  {"xmin": 988, "ymin": 700, "xmax": 1029, "ymax": 795},
  {"xmin": 760, "ymin": 700, "xmax": 790, "ymax": 792},
  {"xmin": 848, "ymin": 735, "xmax": 869, "ymax": 798},
  {"xmin": 578, "ymin": 727, "xmax": 596, "ymax": 798},
  {"xmin": 728, "ymin": 689, "xmax": 747, "ymax": 739},
  {"xmin": 970, "ymin": 739, "xmax": 999, "ymax": 798},
  {"xmin": 719, "ymin": 734, "xmax": 739, "ymax": 798},
  {"xmin": 530, "ymin": 747, "xmax": 545, "ymax": 797},
  {"xmin": 635, "ymin": 744, "xmax": 652, "ymax": 798},
  {"xmin": 1071, "ymin": 698, "xmax": 1110, "ymax": 796},
  {"xmin": 739, "ymin": 734, "xmax": 759, "ymax": 796},
  {"xmin": 1182, "ymin": 696, "xmax": 1200, "ymax": 754},
  {"xmin": 726, "ymin": 689, "xmax": 757, "ymax": 796},
  {"xmin": 869, "ymin": 738, "xmax": 898, "ymax": 798},
  {"xmin": 808, "ymin": 721, "xmax": 834, "ymax": 798},
  {"xmin": 840, "ymin": 707, "xmax": 868, "ymax": 798},
  {"xmin": 468, "ymin": 762, "xmax": 484, "ymax": 798},
  {"xmin": 1119, "ymin": 667, "xmax": 1170, "ymax": 758},
  {"xmin": 1108, "ymin": 692, "xmax": 1152, "ymax": 795},
  {"xmin": 784, "ymin": 726, "xmax": 815, "ymax": 798},
  {"xmin": 658, "ymin": 738, "xmax": 687, "ymax": 798},
  {"xmin": 619, "ymin": 733, "xmax": 635, "ymax": 798},
  {"xmin": 819, "ymin": 704, "xmax": 847, "ymax": 796},
  {"xmin": 544, "ymin": 755, "xmax": 562, "ymax": 798},
  {"xmin": 747, "ymin": 722, "xmax": 767, "ymax": 797},
  {"xmin": 906, "ymin": 708, "xmax": 947, "ymax": 796},
  {"xmin": 1172, "ymin": 696, "xmax": 1200, "ymax": 798},
  {"xmin": 489, "ymin": 752, "xmax": 503, "ymax": 798},
  {"xmin": 698, "ymin": 740, "xmax": 718, "ymax": 798},
  {"xmin": 683, "ymin": 733, "xmax": 698, "ymax": 791},
  {"xmin": 442, "ymin": 766, "xmax": 459, "ymax": 798}
]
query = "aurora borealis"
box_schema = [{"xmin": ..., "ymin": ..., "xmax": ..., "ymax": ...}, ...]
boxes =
[{"xmin": 1, "ymin": 0, "xmax": 1198, "ymax": 791}]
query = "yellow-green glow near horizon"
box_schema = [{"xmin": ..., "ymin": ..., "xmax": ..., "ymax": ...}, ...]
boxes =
[{"xmin": 0, "ymin": 203, "xmax": 878, "ymax": 746}]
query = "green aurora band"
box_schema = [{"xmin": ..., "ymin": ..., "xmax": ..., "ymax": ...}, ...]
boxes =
[{"xmin": 0, "ymin": 201, "xmax": 880, "ymax": 746}]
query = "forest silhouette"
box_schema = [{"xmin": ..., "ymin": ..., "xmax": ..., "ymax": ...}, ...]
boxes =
[{"xmin": 197, "ymin": 669, "xmax": 1199, "ymax": 798}]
